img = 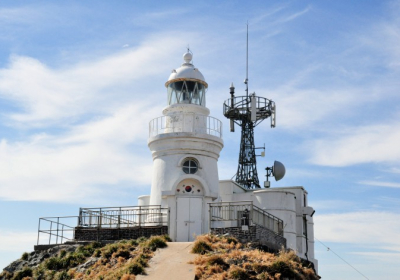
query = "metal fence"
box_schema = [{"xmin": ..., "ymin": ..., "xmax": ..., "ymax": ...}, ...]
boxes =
[
  {"xmin": 78, "ymin": 205, "xmax": 168, "ymax": 228},
  {"xmin": 37, "ymin": 205, "xmax": 169, "ymax": 245},
  {"xmin": 149, "ymin": 114, "xmax": 222, "ymax": 138},
  {"xmin": 209, "ymin": 201, "xmax": 283, "ymax": 236}
]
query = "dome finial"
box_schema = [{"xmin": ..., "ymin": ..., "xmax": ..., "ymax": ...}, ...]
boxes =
[{"xmin": 183, "ymin": 47, "xmax": 193, "ymax": 64}]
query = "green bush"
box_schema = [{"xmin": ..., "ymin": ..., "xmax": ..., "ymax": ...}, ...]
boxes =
[
  {"xmin": 44, "ymin": 257, "xmax": 63, "ymax": 270},
  {"xmin": 191, "ymin": 240, "xmax": 212, "ymax": 255},
  {"xmin": 126, "ymin": 262, "xmax": 144, "ymax": 275},
  {"xmin": 55, "ymin": 270, "xmax": 71, "ymax": 280},
  {"xmin": 61, "ymin": 253, "xmax": 86, "ymax": 268},
  {"xmin": 11, "ymin": 267, "xmax": 32, "ymax": 280},
  {"xmin": 161, "ymin": 234, "xmax": 172, "ymax": 242},
  {"xmin": 76, "ymin": 242, "xmax": 103, "ymax": 257},
  {"xmin": 59, "ymin": 249, "xmax": 67, "ymax": 258},
  {"xmin": 20, "ymin": 252, "xmax": 29, "ymax": 261},
  {"xmin": 101, "ymin": 244, "xmax": 119, "ymax": 258},
  {"xmin": 146, "ymin": 236, "xmax": 167, "ymax": 251}
]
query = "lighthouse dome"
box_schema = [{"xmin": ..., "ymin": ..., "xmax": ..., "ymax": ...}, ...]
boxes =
[{"xmin": 165, "ymin": 51, "xmax": 208, "ymax": 106}]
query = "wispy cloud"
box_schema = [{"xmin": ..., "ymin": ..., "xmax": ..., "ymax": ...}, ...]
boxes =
[
  {"xmin": 307, "ymin": 122, "xmax": 400, "ymax": 166},
  {"xmin": 0, "ymin": 101, "xmax": 157, "ymax": 202},
  {"xmin": 276, "ymin": 6, "xmax": 311, "ymax": 24},
  {"xmin": 0, "ymin": 33, "xmax": 186, "ymax": 126},
  {"xmin": 315, "ymin": 211, "xmax": 400, "ymax": 250},
  {"xmin": 358, "ymin": 180, "xmax": 400, "ymax": 189}
]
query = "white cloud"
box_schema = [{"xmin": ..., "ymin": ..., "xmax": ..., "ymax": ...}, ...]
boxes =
[
  {"xmin": 315, "ymin": 211, "xmax": 400, "ymax": 251},
  {"xmin": 307, "ymin": 122, "xmax": 400, "ymax": 166},
  {"xmin": 359, "ymin": 180, "xmax": 400, "ymax": 189},
  {"xmin": 0, "ymin": 101, "xmax": 157, "ymax": 202},
  {"xmin": 0, "ymin": 33, "xmax": 186, "ymax": 126}
]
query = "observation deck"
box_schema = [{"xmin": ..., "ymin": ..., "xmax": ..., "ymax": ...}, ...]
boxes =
[{"xmin": 149, "ymin": 114, "xmax": 223, "ymax": 138}]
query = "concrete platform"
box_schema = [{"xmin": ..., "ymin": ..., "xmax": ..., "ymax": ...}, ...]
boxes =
[{"xmin": 137, "ymin": 242, "xmax": 196, "ymax": 280}]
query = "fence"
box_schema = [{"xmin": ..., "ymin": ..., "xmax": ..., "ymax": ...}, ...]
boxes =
[
  {"xmin": 37, "ymin": 205, "xmax": 169, "ymax": 245},
  {"xmin": 209, "ymin": 201, "xmax": 283, "ymax": 236}
]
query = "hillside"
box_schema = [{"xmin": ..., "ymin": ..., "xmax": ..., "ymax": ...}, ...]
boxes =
[{"xmin": 1, "ymin": 235, "xmax": 319, "ymax": 280}]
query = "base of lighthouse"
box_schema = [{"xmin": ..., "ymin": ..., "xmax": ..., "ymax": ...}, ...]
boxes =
[{"xmin": 146, "ymin": 126, "xmax": 223, "ymax": 242}]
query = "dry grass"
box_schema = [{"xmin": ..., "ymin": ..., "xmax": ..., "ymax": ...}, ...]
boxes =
[
  {"xmin": 191, "ymin": 234, "xmax": 318, "ymax": 280},
  {"xmin": 0, "ymin": 236, "xmax": 169, "ymax": 280}
]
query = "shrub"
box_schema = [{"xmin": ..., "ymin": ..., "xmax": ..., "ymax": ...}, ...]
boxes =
[
  {"xmin": 126, "ymin": 262, "xmax": 144, "ymax": 275},
  {"xmin": 44, "ymin": 257, "xmax": 62, "ymax": 270},
  {"xmin": 55, "ymin": 271, "xmax": 71, "ymax": 280},
  {"xmin": 76, "ymin": 242, "xmax": 103, "ymax": 257},
  {"xmin": 11, "ymin": 267, "xmax": 32, "ymax": 280},
  {"xmin": 59, "ymin": 249, "xmax": 67, "ymax": 258},
  {"xmin": 206, "ymin": 255, "xmax": 229, "ymax": 270},
  {"xmin": 228, "ymin": 266, "xmax": 248, "ymax": 280},
  {"xmin": 145, "ymin": 236, "xmax": 167, "ymax": 251},
  {"xmin": 113, "ymin": 248, "xmax": 131, "ymax": 259},
  {"xmin": 161, "ymin": 234, "xmax": 172, "ymax": 242},
  {"xmin": 61, "ymin": 253, "xmax": 86, "ymax": 268},
  {"xmin": 191, "ymin": 240, "xmax": 212, "ymax": 255},
  {"xmin": 20, "ymin": 252, "xmax": 29, "ymax": 261},
  {"xmin": 101, "ymin": 244, "xmax": 120, "ymax": 258}
]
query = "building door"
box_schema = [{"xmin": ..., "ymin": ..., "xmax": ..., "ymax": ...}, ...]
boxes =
[{"xmin": 176, "ymin": 197, "xmax": 203, "ymax": 241}]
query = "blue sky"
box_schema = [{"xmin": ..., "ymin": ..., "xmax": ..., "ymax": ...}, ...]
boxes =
[{"xmin": 0, "ymin": 1, "xmax": 399, "ymax": 279}]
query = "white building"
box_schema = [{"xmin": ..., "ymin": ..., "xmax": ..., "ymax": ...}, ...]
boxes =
[{"xmin": 139, "ymin": 51, "xmax": 318, "ymax": 271}]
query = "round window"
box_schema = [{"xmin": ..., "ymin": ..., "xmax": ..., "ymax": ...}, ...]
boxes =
[{"xmin": 182, "ymin": 158, "xmax": 198, "ymax": 174}]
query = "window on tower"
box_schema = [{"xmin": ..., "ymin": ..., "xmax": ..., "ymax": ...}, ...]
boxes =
[{"xmin": 182, "ymin": 158, "xmax": 199, "ymax": 174}]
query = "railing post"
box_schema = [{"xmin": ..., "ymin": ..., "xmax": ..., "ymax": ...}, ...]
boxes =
[
  {"xmin": 118, "ymin": 207, "xmax": 121, "ymax": 229},
  {"xmin": 49, "ymin": 221, "xmax": 52, "ymax": 245},
  {"xmin": 56, "ymin": 217, "xmax": 59, "ymax": 244},
  {"xmin": 37, "ymin": 219, "xmax": 41, "ymax": 245}
]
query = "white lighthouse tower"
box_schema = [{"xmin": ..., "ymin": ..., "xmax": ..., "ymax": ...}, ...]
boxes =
[{"xmin": 144, "ymin": 51, "xmax": 223, "ymax": 241}]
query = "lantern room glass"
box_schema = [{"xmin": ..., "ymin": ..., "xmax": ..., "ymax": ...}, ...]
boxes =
[{"xmin": 167, "ymin": 81, "xmax": 206, "ymax": 106}]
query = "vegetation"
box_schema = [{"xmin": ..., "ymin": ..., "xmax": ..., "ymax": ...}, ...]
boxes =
[
  {"xmin": 1, "ymin": 234, "xmax": 319, "ymax": 280},
  {"xmin": 0, "ymin": 235, "xmax": 169, "ymax": 280},
  {"xmin": 191, "ymin": 234, "xmax": 318, "ymax": 280}
]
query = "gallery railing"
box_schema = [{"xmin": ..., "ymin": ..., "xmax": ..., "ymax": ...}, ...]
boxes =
[
  {"xmin": 37, "ymin": 205, "xmax": 169, "ymax": 245},
  {"xmin": 209, "ymin": 201, "xmax": 284, "ymax": 236},
  {"xmin": 149, "ymin": 114, "xmax": 222, "ymax": 138}
]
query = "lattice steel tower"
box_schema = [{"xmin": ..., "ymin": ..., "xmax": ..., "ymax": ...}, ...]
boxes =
[{"xmin": 223, "ymin": 28, "xmax": 276, "ymax": 189}]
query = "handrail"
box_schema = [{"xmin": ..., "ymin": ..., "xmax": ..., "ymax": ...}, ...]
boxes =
[
  {"xmin": 209, "ymin": 201, "xmax": 283, "ymax": 236},
  {"xmin": 149, "ymin": 114, "xmax": 222, "ymax": 138},
  {"xmin": 37, "ymin": 206, "xmax": 169, "ymax": 245}
]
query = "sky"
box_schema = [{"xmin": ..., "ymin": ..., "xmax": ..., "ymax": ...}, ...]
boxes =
[{"xmin": 0, "ymin": 0, "xmax": 399, "ymax": 279}]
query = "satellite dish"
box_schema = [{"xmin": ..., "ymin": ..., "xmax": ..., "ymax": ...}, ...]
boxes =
[{"xmin": 273, "ymin": 161, "xmax": 285, "ymax": 181}]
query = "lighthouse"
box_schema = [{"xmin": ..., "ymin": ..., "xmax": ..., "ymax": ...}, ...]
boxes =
[{"xmin": 144, "ymin": 51, "xmax": 223, "ymax": 241}]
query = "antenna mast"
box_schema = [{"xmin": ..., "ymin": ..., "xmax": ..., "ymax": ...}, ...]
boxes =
[
  {"xmin": 245, "ymin": 22, "xmax": 249, "ymax": 98},
  {"xmin": 223, "ymin": 24, "xmax": 276, "ymax": 189}
]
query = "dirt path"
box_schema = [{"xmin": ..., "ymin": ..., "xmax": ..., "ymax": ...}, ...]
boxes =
[{"xmin": 137, "ymin": 242, "xmax": 196, "ymax": 280}]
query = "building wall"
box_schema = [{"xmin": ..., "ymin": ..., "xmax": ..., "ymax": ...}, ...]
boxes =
[{"xmin": 218, "ymin": 180, "xmax": 318, "ymax": 272}]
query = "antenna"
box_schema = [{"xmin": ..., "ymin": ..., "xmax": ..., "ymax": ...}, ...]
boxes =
[
  {"xmin": 245, "ymin": 22, "xmax": 249, "ymax": 99},
  {"xmin": 222, "ymin": 24, "xmax": 280, "ymax": 189}
]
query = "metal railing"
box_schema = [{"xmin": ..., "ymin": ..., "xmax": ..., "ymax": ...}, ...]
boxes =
[
  {"xmin": 37, "ymin": 216, "xmax": 77, "ymax": 245},
  {"xmin": 209, "ymin": 201, "xmax": 283, "ymax": 236},
  {"xmin": 37, "ymin": 205, "xmax": 169, "ymax": 245},
  {"xmin": 149, "ymin": 114, "xmax": 222, "ymax": 138},
  {"xmin": 78, "ymin": 205, "xmax": 168, "ymax": 228}
]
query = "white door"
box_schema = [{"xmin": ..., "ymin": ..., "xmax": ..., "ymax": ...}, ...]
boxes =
[{"xmin": 176, "ymin": 197, "xmax": 203, "ymax": 241}]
